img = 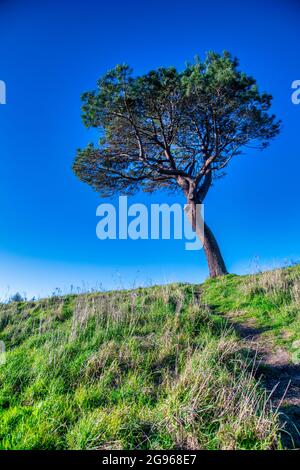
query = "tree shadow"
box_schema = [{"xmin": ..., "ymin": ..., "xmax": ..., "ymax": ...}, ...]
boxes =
[
  {"xmin": 234, "ymin": 325, "xmax": 300, "ymax": 449},
  {"xmin": 258, "ymin": 362, "xmax": 300, "ymax": 449},
  {"xmin": 207, "ymin": 305, "xmax": 300, "ymax": 449}
]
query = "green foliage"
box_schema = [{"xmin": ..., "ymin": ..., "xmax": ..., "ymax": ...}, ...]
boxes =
[
  {"xmin": 0, "ymin": 282, "xmax": 280, "ymax": 450},
  {"xmin": 8, "ymin": 292, "xmax": 25, "ymax": 303},
  {"xmin": 202, "ymin": 264, "xmax": 300, "ymax": 350},
  {"xmin": 73, "ymin": 52, "xmax": 280, "ymax": 199}
]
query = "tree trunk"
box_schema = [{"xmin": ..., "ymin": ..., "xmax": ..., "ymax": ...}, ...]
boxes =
[
  {"xmin": 185, "ymin": 199, "xmax": 228, "ymax": 278},
  {"xmin": 202, "ymin": 221, "xmax": 228, "ymax": 278}
]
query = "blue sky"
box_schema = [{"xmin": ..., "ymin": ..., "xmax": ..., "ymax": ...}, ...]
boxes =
[{"xmin": 0, "ymin": 0, "xmax": 299, "ymax": 299}]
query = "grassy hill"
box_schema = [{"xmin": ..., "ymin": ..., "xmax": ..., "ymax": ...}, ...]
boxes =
[{"xmin": 0, "ymin": 265, "xmax": 299, "ymax": 450}]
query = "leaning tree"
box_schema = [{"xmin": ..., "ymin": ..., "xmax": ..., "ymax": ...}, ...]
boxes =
[{"xmin": 73, "ymin": 52, "xmax": 280, "ymax": 277}]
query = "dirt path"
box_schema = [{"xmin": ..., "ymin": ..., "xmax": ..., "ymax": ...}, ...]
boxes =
[{"xmin": 228, "ymin": 315, "xmax": 300, "ymax": 449}]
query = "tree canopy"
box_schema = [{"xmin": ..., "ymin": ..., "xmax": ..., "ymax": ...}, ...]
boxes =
[{"xmin": 73, "ymin": 51, "xmax": 280, "ymax": 203}]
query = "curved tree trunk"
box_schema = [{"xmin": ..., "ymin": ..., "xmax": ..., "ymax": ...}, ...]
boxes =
[
  {"xmin": 185, "ymin": 199, "xmax": 228, "ymax": 278},
  {"xmin": 202, "ymin": 221, "xmax": 228, "ymax": 278}
]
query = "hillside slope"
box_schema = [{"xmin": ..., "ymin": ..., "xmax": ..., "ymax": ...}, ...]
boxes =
[
  {"xmin": 0, "ymin": 265, "xmax": 299, "ymax": 450},
  {"xmin": 203, "ymin": 264, "xmax": 300, "ymax": 448}
]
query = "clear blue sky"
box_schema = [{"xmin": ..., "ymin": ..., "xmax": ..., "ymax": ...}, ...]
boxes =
[{"xmin": 0, "ymin": 0, "xmax": 299, "ymax": 299}]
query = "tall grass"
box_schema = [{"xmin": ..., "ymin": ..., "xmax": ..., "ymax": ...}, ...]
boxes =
[
  {"xmin": 0, "ymin": 283, "xmax": 280, "ymax": 449},
  {"xmin": 203, "ymin": 265, "xmax": 300, "ymax": 354}
]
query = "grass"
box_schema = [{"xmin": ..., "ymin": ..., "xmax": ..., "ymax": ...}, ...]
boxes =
[
  {"xmin": 202, "ymin": 264, "xmax": 300, "ymax": 358},
  {"xmin": 1, "ymin": 269, "xmax": 294, "ymax": 450}
]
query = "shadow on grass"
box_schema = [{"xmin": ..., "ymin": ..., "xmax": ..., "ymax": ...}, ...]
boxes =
[{"xmin": 206, "ymin": 302, "xmax": 300, "ymax": 449}]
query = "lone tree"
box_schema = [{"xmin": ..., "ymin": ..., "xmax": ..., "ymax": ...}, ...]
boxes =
[{"xmin": 73, "ymin": 52, "xmax": 280, "ymax": 278}]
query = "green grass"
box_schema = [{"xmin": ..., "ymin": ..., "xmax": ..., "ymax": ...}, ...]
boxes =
[
  {"xmin": 0, "ymin": 273, "xmax": 290, "ymax": 450},
  {"xmin": 202, "ymin": 264, "xmax": 300, "ymax": 357}
]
